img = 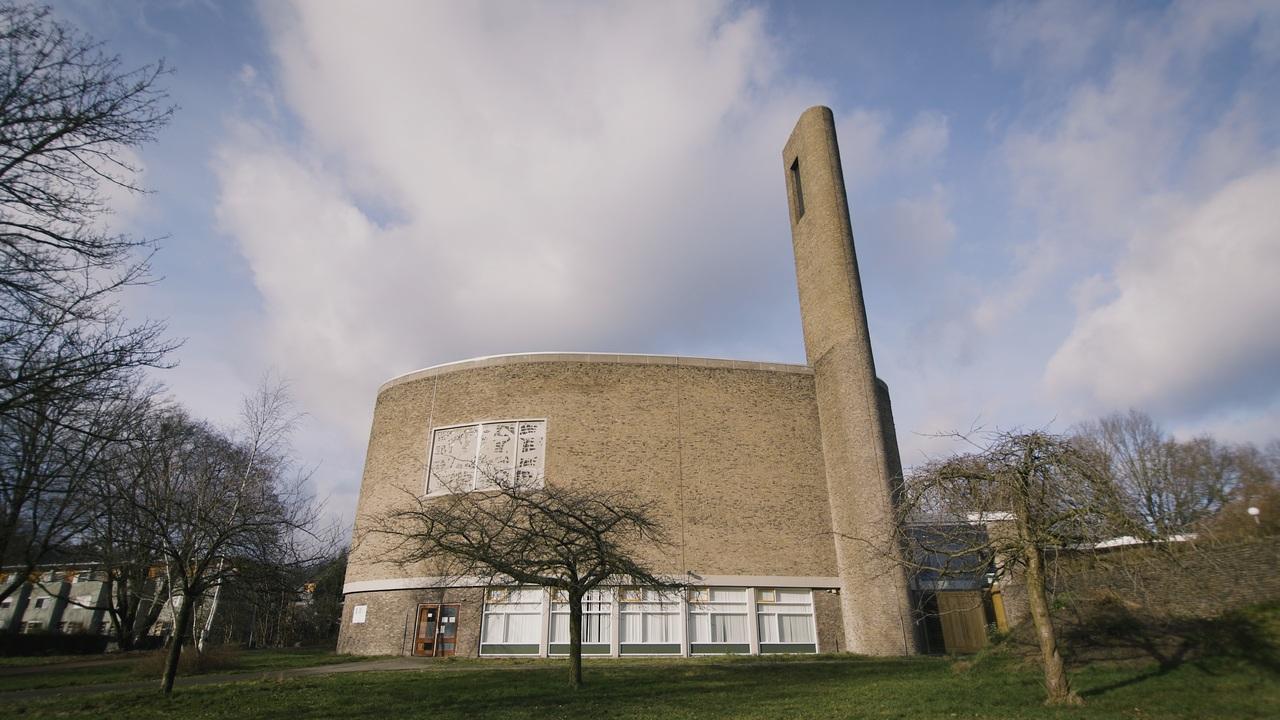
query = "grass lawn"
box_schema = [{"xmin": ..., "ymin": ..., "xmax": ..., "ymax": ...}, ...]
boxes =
[
  {"xmin": 0, "ymin": 647, "xmax": 361, "ymax": 692},
  {"xmin": 9, "ymin": 652, "xmax": 1278, "ymax": 719}
]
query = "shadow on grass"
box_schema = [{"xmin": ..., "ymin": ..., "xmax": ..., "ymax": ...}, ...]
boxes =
[
  {"xmin": 221, "ymin": 656, "xmax": 962, "ymax": 720},
  {"xmin": 1062, "ymin": 601, "xmax": 1280, "ymax": 699}
]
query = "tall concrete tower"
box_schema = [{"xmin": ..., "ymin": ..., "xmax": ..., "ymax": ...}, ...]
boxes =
[{"xmin": 783, "ymin": 106, "xmax": 914, "ymax": 655}]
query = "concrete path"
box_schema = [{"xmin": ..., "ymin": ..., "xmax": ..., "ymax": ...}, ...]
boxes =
[{"xmin": 2, "ymin": 657, "xmax": 428, "ymax": 702}]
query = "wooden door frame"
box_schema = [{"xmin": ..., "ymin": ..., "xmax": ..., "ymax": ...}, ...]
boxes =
[{"xmin": 413, "ymin": 602, "xmax": 461, "ymax": 658}]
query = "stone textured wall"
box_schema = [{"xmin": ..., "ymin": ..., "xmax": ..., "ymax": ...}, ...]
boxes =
[
  {"xmin": 783, "ymin": 105, "xmax": 914, "ymax": 655},
  {"xmin": 339, "ymin": 354, "xmax": 852, "ymax": 655},
  {"xmin": 813, "ymin": 589, "xmax": 846, "ymax": 653},
  {"xmin": 338, "ymin": 587, "xmax": 484, "ymax": 657},
  {"xmin": 346, "ymin": 355, "xmax": 838, "ymax": 585}
]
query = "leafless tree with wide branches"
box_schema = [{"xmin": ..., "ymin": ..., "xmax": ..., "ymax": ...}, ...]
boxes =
[
  {"xmin": 864, "ymin": 429, "xmax": 1137, "ymax": 706},
  {"xmin": 370, "ymin": 470, "xmax": 677, "ymax": 689}
]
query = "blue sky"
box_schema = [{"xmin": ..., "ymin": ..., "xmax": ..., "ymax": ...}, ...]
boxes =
[{"xmin": 46, "ymin": 0, "xmax": 1280, "ymax": 524}]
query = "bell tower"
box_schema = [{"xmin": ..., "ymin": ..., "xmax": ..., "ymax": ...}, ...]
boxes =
[{"xmin": 783, "ymin": 106, "xmax": 914, "ymax": 655}]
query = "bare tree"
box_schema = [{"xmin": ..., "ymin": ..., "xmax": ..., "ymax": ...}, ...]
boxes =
[
  {"xmin": 0, "ymin": 1, "xmax": 175, "ymax": 415},
  {"xmin": 196, "ymin": 375, "xmax": 303, "ymax": 651},
  {"xmin": 1079, "ymin": 410, "xmax": 1247, "ymax": 535},
  {"xmin": 0, "ymin": 378, "xmax": 139, "ymax": 608},
  {"xmin": 1197, "ymin": 438, "xmax": 1280, "ymax": 538},
  {"xmin": 874, "ymin": 429, "xmax": 1134, "ymax": 706},
  {"xmin": 0, "ymin": 2, "xmax": 175, "ymax": 603},
  {"xmin": 119, "ymin": 387, "xmax": 329, "ymax": 696},
  {"xmin": 372, "ymin": 472, "xmax": 676, "ymax": 689},
  {"xmin": 74, "ymin": 392, "xmax": 173, "ymax": 648}
]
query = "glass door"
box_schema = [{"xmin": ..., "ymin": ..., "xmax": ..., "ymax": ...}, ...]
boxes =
[
  {"xmin": 414, "ymin": 605, "xmax": 439, "ymax": 657},
  {"xmin": 414, "ymin": 604, "xmax": 461, "ymax": 657},
  {"xmin": 437, "ymin": 605, "xmax": 459, "ymax": 656}
]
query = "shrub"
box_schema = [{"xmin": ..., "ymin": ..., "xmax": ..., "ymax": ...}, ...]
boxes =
[{"xmin": 132, "ymin": 645, "xmax": 242, "ymax": 677}]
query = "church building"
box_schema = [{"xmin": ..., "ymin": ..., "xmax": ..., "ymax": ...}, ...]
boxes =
[{"xmin": 337, "ymin": 107, "xmax": 916, "ymax": 659}]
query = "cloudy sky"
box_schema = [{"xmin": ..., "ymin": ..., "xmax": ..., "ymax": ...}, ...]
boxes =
[{"xmin": 47, "ymin": 0, "xmax": 1280, "ymax": 525}]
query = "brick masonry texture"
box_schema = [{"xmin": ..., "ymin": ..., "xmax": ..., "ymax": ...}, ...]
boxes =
[
  {"xmin": 346, "ymin": 359, "xmax": 838, "ymax": 585},
  {"xmin": 339, "ymin": 358, "xmax": 849, "ymax": 656},
  {"xmin": 338, "ymin": 587, "xmax": 484, "ymax": 657}
]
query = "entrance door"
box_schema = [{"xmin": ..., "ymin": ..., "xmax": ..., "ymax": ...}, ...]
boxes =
[
  {"xmin": 937, "ymin": 591, "xmax": 987, "ymax": 654},
  {"xmin": 413, "ymin": 604, "xmax": 460, "ymax": 657}
]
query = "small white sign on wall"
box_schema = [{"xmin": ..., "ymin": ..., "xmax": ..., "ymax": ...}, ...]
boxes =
[{"xmin": 352, "ymin": 604, "xmax": 368, "ymax": 624}]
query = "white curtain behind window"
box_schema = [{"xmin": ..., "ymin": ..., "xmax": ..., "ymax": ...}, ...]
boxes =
[{"xmin": 778, "ymin": 614, "xmax": 815, "ymax": 643}]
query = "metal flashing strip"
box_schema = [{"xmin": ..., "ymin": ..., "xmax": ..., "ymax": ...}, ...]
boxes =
[
  {"xmin": 378, "ymin": 352, "xmax": 814, "ymax": 393},
  {"xmin": 342, "ymin": 574, "xmax": 842, "ymax": 595}
]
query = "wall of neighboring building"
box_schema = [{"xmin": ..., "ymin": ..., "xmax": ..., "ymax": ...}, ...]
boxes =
[
  {"xmin": 0, "ymin": 569, "xmax": 109, "ymax": 635},
  {"xmin": 1056, "ymin": 536, "xmax": 1280, "ymax": 618}
]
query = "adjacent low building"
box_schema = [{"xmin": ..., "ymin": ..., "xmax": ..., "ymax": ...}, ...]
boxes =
[
  {"xmin": 0, "ymin": 565, "xmax": 112, "ymax": 636},
  {"xmin": 339, "ymin": 107, "xmax": 916, "ymax": 659}
]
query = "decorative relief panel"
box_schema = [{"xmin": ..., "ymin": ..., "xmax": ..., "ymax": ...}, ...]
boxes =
[{"xmin": 427, "ymin": 420, "xmax": 545, "ymax": 494}]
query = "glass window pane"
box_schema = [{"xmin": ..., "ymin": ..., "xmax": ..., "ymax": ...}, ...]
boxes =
[
  {"xmin": 757, "ymin": 615, "xmax": 778, "ymax": 643},
  {"xmin": 710, "ymin": 614, "xmax": 748, "ymax": 642},
  {"xmin": 505, "ymin": 613, "xmax": 541, "ymax": 643},
  {"xmin": 482, "ymin": 614, "xmax": 505, "ymax": 643},
  {"xmin": 777, "ymin": 589, "xmax": 811, "ymax": 604},
  {"xmin": 778, "ymin": 614, "xmax": 814, "ymax": 643},
  {"xmin": 687, "ymin": 614, "xmax": 707, "ymax": 643},
  {"xmin": 710, "ymin": 588, "xmax": 746, "ymax": 603}
]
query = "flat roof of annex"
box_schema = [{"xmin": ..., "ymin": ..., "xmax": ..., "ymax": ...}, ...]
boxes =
[{"xmin": 379, "ymin": 352, "xmax": 814, "ymax": 395}]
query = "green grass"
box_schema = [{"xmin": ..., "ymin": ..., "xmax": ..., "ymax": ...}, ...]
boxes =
[
  {"xmin": 8, "ymin": 653, "xmax": 1278, "ymax": 719},
  {"xmin": 0, "ymin": 647, "xmax": 360, "ymax": 692}
]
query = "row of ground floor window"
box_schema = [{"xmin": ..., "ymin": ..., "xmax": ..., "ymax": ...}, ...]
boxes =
[{"xmin": 350, "ymin": 586, "xmax": 822, "ymax": 658}]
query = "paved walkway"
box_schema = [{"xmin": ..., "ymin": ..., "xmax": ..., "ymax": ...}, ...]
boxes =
[{"xmin": 2, "ymin": 657, "xmax": 429, "ymax": 702}]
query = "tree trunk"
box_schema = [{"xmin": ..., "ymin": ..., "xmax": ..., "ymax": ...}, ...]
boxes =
[
  {"xmin": 133, "ymin": 576, "xmax": 167, "ymax": 647},
  {"xmin": 568, "ymin": 589, "xmax": 584, "ymax": 689},
  {"xmin": 105, "ymin": 576, "xmax": 133, "ymax": 650},
  {"xmin": 160, "ymin": 591, "xmax": 195, "ymax": 696},
  {"xmin": 1024, "ymin": 547, "xmax": 1081, "ymax": 706}
]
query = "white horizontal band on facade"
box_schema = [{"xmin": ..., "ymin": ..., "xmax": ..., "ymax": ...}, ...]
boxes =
[{"xmin": 343, "ymin": 574, "xmax": 842, "ymax": 595}]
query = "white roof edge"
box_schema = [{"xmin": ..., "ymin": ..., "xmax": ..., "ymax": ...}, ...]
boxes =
[{"xmin": 378, "ymin": 351, "xmax": 814, "ymax": 394}]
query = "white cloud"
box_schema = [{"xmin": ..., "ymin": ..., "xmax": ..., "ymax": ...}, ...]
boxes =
[
  {"xmin": 974, "ymin": 0, "xmax": 1280, "ymax": 437},
  {"xmin": 215, "ymin": 1, "xmax": 828, "ymax": 442},
  {"xmin": 1045, "ymin": 165, "xmax": 1280, "ymax": 416}
]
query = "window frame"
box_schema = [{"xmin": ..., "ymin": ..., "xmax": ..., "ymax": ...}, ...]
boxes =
[
  {"xmin": 548, "ymin": 588, "xmax": 612, "ymax": 653},
  {"xmin": 619, "ymin": 587, "xmax": 682, "ymax": 652},
  {"xmin": 754, "ymin": 588, "xmax": 817, "ymax": 652},
  {"xmin": 480, "ymin": 586, "xmax": 544, "ymax": 656},
  {"xmin": 687, "ymin": 587, "xmax": 751, "ymax": 653}
]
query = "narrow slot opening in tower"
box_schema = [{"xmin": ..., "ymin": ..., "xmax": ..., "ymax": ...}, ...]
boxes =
[{"xmin": 790, "ymin": 158, "xmax": 805, "ymax": 220}]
